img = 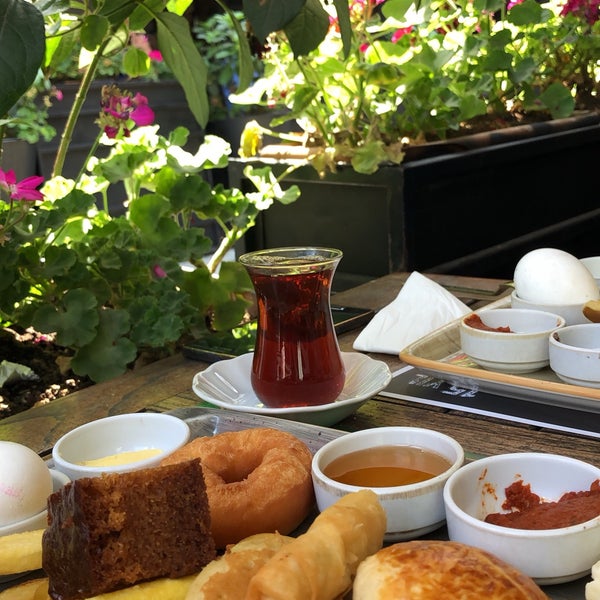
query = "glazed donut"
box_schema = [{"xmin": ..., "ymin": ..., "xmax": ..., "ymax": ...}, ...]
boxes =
[{"xmin": 161, "ymin": 428, "xmax": 314, "ymax": 548}]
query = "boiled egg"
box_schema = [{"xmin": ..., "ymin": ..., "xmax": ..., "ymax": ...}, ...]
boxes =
[
  {"xmin": 514, "ymin": 248, "xmax": 600, "ymax": 304},
  {"xmin": 0, "ymin": 441, "xmax": 53, "ymax": 527}
]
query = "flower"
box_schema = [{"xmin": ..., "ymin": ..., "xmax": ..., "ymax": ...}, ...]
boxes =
[
  {"xmin": 234, "ymin": 0, "xmax": 600, "ymax": 175},
  {"xmin": 0, "ymin": 169, "xmax": 44, "ymax": 202},
  {"xmin": 97, "ymin": 85, "xmax": 155, "ymax": 139}
]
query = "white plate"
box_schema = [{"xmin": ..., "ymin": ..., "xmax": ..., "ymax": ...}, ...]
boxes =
[{"xmin": 192, "ymin": 352, "xmax": 392, "ymax": 426}]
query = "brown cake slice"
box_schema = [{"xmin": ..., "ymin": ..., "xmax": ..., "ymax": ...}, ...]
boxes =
[{"xmin": 42, "ymin": 458, "xmax": 216, "ymax": 600}]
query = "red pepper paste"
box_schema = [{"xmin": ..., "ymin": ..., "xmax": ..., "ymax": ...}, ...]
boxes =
[
  {"xmin": 464, "ymin": 313, "xmax": 512, "ymax": 333},
  {"xmin": 485, "ymin": 479, "xmax": 600, "ymax": 529}
]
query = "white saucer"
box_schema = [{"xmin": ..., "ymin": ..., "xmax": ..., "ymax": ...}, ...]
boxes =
[{"xmin": 192, "ymin": 352, "xmax": 392, "ymax": 426}]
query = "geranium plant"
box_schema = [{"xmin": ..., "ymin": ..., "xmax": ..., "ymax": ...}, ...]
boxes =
[
  {"xmin": 235, "ymin": 0, "xmax": 600, "ymax": 174},
  {"xmin": 0, "ymin": 85, "xmax": 299, "ymax": 382},
  {"xmin": 0, "ymin": 0, "xmax": 321, "ymax": 383}
]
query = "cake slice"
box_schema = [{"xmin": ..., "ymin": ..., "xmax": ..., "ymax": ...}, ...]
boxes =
[{"xmin": 42, "ymin": 459, "xmax": 215, "ymax": 600}]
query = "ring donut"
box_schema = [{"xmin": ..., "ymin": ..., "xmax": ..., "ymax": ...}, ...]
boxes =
[{"xmin": 161, "ymin": 428, "xmax": 314, "ymax": 548}]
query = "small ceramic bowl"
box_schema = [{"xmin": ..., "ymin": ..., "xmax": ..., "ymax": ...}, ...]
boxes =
[
  {"xmin": 312, "ymin": 427, "xmax": 464, "ymax": 542},
  {"xmin": 443, "ymin": 452, "xmax": 600, "ymax": 585},
  {"xmin": 511, "ymin": 289, "xmax": 592, "ymax": 326},
  {"xmin": 549, "ymin": 323, "xmax": 600, "ymax": 388},
  {"xmin": 459, "ymin": 307, "xmax": 565, "ymax": 374},
  {"xmin": 52, "ymin": 413, "xmax": 191, "ymax": 480},
  {"xmin": 581, "ymin": 257, "xmax": 600, "ymax": 287},
  {"xmin": 0, "ymin": 469, "xmax": 70, "ymax": 537}
]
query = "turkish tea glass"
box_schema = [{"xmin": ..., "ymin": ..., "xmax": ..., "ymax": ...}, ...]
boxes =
[{"xmin": 239, "ymin": 247, "xmax": 346, "ymax": 408}]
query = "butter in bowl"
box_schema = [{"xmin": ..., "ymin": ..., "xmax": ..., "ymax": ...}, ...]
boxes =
[{"xmin": 52, "ymin": 413, "xmax": 190, "ymax": 480}]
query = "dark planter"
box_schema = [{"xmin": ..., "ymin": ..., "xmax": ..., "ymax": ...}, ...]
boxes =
[
  {"xmin": 1, "ymin": 139, "xmax": 37, "ymax": 180},
  {"xmin": 229, "ymin": 112, "xmax": 600, "ymax": 286}
]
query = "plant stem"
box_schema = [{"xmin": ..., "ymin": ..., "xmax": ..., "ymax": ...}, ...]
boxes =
[{"xmin": 52, "ymin": 40, "xmax": 109, "ymax": 179}]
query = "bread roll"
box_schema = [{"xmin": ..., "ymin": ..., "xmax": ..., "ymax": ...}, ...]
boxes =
[
  {"xmin": 586, "ymin": 559, "xmax": 600, "ymax": 600},
  {"xmin": 245, "ymin": 489, "xmax": 386, "ymax": 600},
  {"xmin": 353, "ymin": 540, "xmax": 549, "ymax": 600}
]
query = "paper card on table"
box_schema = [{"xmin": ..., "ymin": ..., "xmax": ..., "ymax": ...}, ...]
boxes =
[{"xmin": 353, "ymin": 271, "xmax": 471, "ymax": 355}]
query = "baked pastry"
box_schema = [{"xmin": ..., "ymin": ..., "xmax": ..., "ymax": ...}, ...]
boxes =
[
  {"xmin": 353, "ymin": 540, "xmax": 549, "ymax": 599},
  {"xmin": 245, "ymin": 489, "xmax": 386, "ymax": 600},
  {"xmin": 185, "ymin": 533, "xmax": 294, "ymax": 599},
  {"xmin": 42, "ymin": 459, "xmax": 216, "ymax": 600},
  {"xmin": 161, "ymin": 428, "xmax": 314, "ymax": 548}
]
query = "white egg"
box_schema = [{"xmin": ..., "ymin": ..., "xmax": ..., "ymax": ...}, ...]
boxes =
[
  {"xmin": 514, "ymin": 248, "xmax": 600, "ymax": 304},
  {"xmin": 0, "ymin": 441, "xmax": 53, "ymax": 526}
]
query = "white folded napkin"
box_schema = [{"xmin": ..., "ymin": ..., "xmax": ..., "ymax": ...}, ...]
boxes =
[{"xmin": 353, "ymin": 271, "xmax": 471, "ymax": 355}]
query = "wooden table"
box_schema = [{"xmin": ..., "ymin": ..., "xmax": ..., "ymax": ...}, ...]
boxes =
[{"xmin": 1, "ymin": 272, "xmax": 598, "ymax": 599}]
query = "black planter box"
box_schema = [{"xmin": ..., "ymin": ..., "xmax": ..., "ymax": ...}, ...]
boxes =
[{"xmin": 229, "ymin": 113, "xmax": 600, "ymax": 284}]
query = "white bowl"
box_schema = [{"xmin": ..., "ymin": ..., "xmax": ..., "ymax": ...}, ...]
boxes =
[
  {"xmin": 312, "ymin": 427, "xmax": 464, "ymax": 542},
  {"xmin": 459, "ymin": 307, "xmax": 565, "ymax": 374},
  {"xmin": 581, "ymin": 257, "xmax": 600, "ymax": 287},
  {"xmin": 549, "ymin": 323, "xmax": 600, "ymax": 388},
  {"xmin": 511, "ymin": 289, "xmax": 592, "ymax": 326},
  {"xmin": 52, "ymin": 413, "xmax": 191, "ymax": 480},
  {"xmin": 443, "ymin": 452, "xmax": 600, "ymax": 585},
  {"xmin": 0, "ymin": 469, "xmax": 70, "ymax": 536}
]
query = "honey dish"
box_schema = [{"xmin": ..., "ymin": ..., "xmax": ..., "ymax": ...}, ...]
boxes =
[
  {"xmin": 311, "ymin": 426, "xmax": 464, "ymax": 542},
  {"xmin": 52, "ymin": 413, "xmax": 191, "ymax": 480},
  {"xmin": 459, "ymin": 307, "xmax": 565, "ymax": 374},
  {"xmin": 443, "ymin": 452, "xmax": 600, "ymax": 585},
  {"xmin": 549, "ymin": 323, "xmax": 600, "ymax": 388}
]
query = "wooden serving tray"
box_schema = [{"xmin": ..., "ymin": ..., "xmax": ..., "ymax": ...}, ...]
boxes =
[{"xmin": 399, "ymin": 296, "xmax": 600, "ymax": 414}]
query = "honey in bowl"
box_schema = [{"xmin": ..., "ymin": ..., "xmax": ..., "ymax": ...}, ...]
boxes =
[{"xmin": 323, "ymin": 445, "xmax": 453, "ymax": 487}]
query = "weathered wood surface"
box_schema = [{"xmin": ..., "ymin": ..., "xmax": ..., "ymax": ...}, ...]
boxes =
[{"xmin": 3, "ymin": 271, "xmax": 597, "ymax": 469}]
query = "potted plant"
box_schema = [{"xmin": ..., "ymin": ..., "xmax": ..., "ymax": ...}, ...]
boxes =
[
  {"xmin": 0, "ymin": 1, "xmax": 303, "ymax": 385},
  {"xmin": 227, "ymin": 0, "xmax": 599, "ymax": 281}
]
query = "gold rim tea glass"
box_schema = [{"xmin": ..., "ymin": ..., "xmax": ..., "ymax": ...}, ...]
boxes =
[{"xmin": 239, "ymin": 247, "xmax": 345, "ymax": 408}]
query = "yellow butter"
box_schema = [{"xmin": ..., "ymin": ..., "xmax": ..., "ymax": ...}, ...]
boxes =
[{"xmin": 79, "ymin": 448, "xmax": 163, "ymax": 467}]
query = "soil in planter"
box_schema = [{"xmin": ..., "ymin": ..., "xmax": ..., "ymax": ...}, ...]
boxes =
[{"xmin": 0, "ymin": 328, "xmax": 93, "ymax": 420}]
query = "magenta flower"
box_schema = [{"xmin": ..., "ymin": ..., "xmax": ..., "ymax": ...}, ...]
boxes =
[
  {"xmin": 153, "ymin": 265, "xmax": 168, "ymax": 278},
  {"xmin": 130, "ymin": 93, "xmax": 155, "ymax": 126},
  {"xmin": 0, "ymin": 169, "xmax": 44, "ymax": 202},
  {"xmin": 560, "ymin": 0, "xmax": 599, "ymax": 24},
  {"xmin": 98, "ymin": 85, "xmax": 155, "ymax": 138},
  {"xmin": 148, "ymin": 49, "xmax": 163, "ymax": 62}
]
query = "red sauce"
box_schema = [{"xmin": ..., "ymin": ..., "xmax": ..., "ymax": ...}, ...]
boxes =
[
  {"xmin": 485, "ymin": 479, "xmax": 600, "ymax": 529},
  {"xmin": 464, "ymin": 313, "xmax": 512, "ymax": 332}
]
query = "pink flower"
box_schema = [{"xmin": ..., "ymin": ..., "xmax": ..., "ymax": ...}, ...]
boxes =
[
  {"xmin": 148, "ymin": 50, "xmax": 163, "ymax": 62},
  {"xmin": 153, "ymin": 265, "xmax": 167, "ymax": 278},
  {"xmin": 130, "ymin": 94, "xmax": 155, "ymax": 126},
  {"xmin": 0, "ymin": 169, "xmax": 44, "ymax": 202},
  {"xmin": 391, "ymin": 26, "xmax": 413, "ymax": 42},
  {"xmin": 560, "ymin": 0, "xmax": 599, "ymax": 24},
  {"xmin": 98, "ymin": 85, "xmax": 155, "ymax": 138}
]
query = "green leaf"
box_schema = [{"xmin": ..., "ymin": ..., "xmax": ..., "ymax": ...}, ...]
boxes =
[
  {"xmin": 70, "ymin": 309, "xmax": 137, "ymax": 382},
  {"xmin": 0, "ymin": 0, "xmax": 45, "ymax": 116},
  {"xmin": 243, "ymin": 0, "xmax": 307, "ymax": 41},
  {"xmin": 540, "ymin": 82, "xmax": 575, "ymax": 119},
  {"xmin": 284, "ymin": 0, "xmax": 330, "ymax": 57},
  {"xmin": 80, "ymin": 14, "xmax": 110, "ymax": 51},
  {"xmin": 155, "ymin": 12, "xmax": 210, "ymax": 127},
  {"xmin": 332, "ymin": 0, "xmax": 352, "ymax": 58},
  {"xmin": 32, "ymin": 289, "xmax": 99, "ymax": 347},
  {"xmin": 507, "ymin": 0, "xmax": 543, "ymax": 26},
  {"xmin": 121, "ymin": 47, "xmax": 151, "ymax": 78}
]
